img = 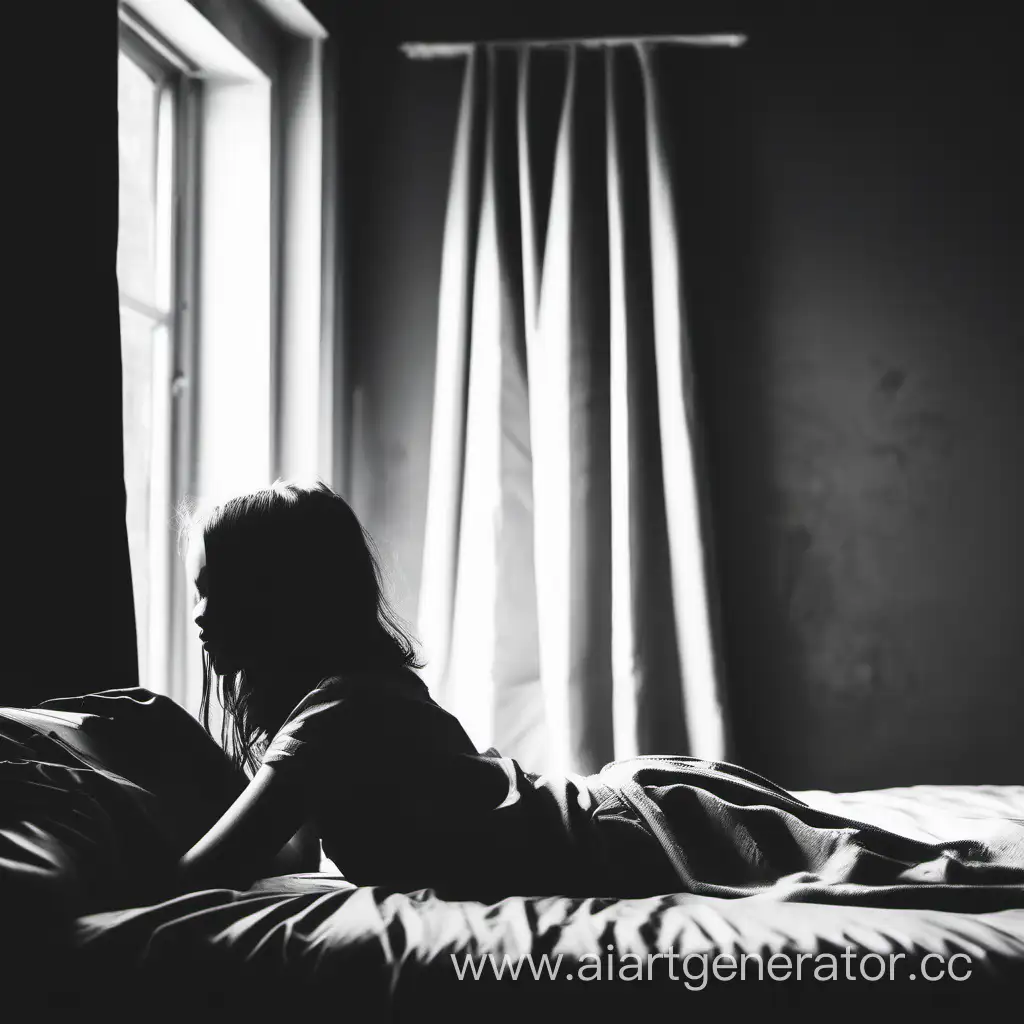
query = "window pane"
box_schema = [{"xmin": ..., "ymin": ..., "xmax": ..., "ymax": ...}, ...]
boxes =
[
  {"xmin": 118, "ymin": 52, "xmax": 158, "ymax": 305},
  {"xmin": 119, "ymin": 42, "xmax": 177, "ymax": 695}
]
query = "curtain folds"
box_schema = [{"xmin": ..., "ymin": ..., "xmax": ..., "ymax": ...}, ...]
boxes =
[{"xmin": 419, "ymin": 43, "xmax": 728, "ymax": 775}]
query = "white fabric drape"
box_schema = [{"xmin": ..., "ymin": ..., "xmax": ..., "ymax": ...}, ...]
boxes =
[{"xmin": 418, "ymin": 42, "xmax": 729, "ymax": 775}]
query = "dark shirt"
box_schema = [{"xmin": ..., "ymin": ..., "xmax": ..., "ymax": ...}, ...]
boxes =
[{"xmin": 262, "ymin": 668, "xmax": 543, "ymax": 897}]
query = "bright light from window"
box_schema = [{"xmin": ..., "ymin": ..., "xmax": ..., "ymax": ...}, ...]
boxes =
[
  {"xmin": 118, "ymin": 53, "xmax": 158, "ymax": 302},
  {"xmin": 118, "ymin": 48, "xmax": 174, "ymax": 691}
]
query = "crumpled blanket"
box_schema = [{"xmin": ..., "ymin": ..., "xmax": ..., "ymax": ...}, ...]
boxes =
[
  {"xmin": 495, "ymin": 754, "xmax": 1024, "ymax": 911},
  {"xmin": 0, "ymin": 724, "xmax": 177, "ymax": 962},
  {"xmin": 0, "ymin": 691, "xmax": 244, "ymax": 926}
]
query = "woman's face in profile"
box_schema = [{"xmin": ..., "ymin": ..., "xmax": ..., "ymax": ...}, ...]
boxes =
[{"xmin": 187, "ymin": 532, "xmax": 247, "ymax": 676}]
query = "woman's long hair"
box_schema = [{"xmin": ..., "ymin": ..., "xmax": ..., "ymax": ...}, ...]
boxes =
[{"xmin": 181, "ymin": 479, "xmax": 421, "ymax": 774}]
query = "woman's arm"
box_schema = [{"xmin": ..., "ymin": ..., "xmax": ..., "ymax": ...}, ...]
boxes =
[{"xmin": 177, "ymin": 762, "xmax": 311, "ymax": 892}]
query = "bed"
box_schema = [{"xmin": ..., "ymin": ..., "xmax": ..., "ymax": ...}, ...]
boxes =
[{"xmin": 3, "ymin": 690, "xmax": 1021, "ymax": 1021}]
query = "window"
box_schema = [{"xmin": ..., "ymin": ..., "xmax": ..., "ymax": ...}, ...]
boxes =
[
  {"xmin": 118, "ymin": 26, "xmax": 185, "ymax": 693},
  {"xmin": 116, "ymin": 0, "xmax": 332, "ymax": 713}
]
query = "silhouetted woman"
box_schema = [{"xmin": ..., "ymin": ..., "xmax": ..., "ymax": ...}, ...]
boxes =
[{"xmin": 178, "ymin": 480, "xmax": 1024, "ymax": 910}]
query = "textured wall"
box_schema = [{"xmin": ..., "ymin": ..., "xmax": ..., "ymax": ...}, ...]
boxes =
[{"xmin": 690, "ymin": 17, "xmax": 1023, "ymax": 788}]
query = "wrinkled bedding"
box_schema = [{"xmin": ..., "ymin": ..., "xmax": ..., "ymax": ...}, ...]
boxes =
[
  {"xmin": 3, "ymin": 690, "xmax": 1021, "ymax": 1019},
  {"xmin": 64, "ymin": 785, "xmax": 1023, "ymax": 1022},
  {"xmin": 567, "ymin": 757, "xmax": 1024, "ymax": 909}
]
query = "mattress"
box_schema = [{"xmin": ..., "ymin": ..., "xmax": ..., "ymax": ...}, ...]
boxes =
[{"xmin": 63, "ymin": 783, "xmax": 1023, "ymax": 1021}]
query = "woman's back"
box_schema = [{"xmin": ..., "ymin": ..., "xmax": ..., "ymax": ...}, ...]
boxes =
[{"xmin": 263, "ymin": 670, "xmax": 516, "ymax": 893}]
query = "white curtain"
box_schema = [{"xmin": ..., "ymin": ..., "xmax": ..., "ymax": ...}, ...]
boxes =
[{"xmin": 418, "ymin": 42, "xmax": 730, "ymax": 775}]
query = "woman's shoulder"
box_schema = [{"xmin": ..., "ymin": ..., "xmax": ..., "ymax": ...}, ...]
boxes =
[
  {"xmin": 263, "ymin": 666, "xmax": 460, "ymax": 768},
  {"xmin": 275, "ymin": 668, "xmax": 430, "ymax": 731},
  {"xmin": 314, "ymin": 666, "xmax": 429, "ymax": 703},
  {"xmin": 265, "ymin": 669, "xmax": 418, "ymax": 764}
]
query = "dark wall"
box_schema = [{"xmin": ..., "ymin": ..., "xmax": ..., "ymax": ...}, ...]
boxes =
[
  {"xmin": 687, "ymin": 14, "xmax": 1023, "ymax": 790},
  {"xmin": 314, "ymin": 2, "xmax": 1022, "ymax": 789},
  {"xmin": 8, "ymin": 2, "xmax": 138, "ymax": 706}
]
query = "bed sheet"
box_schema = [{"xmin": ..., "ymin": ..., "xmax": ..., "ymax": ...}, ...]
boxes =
[{"xmin": 61, "ymin": 783, "xmax": 1023, "ymax": 1021}]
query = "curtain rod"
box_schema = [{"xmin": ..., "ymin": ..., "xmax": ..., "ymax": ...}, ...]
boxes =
[{"xmin": 400, "ymin": 34, "xmax": 747, "ymax": 59}]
